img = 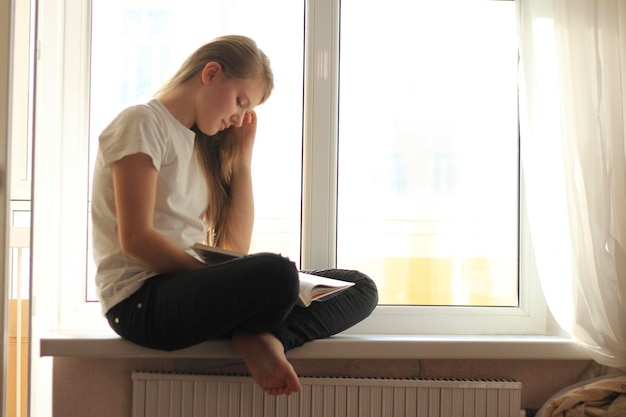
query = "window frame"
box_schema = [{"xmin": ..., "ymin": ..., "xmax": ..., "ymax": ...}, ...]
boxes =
[
  {"xmin": 31, "ymin": 0, "xmax": 555, "ymax": 336},
  {"xmin": 302, "ymin": 0, "xmax": 549, "ymax": 335}
]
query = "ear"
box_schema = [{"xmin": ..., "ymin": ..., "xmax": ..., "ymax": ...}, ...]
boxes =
[{"xmin": 201, "ymin": 62, "xmax": 222, "ymax": 85}]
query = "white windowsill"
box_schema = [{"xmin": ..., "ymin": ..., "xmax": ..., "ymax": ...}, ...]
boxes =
[{"xmin": 40, "ymin": 331, "xmax": 590, "ymax": 360}]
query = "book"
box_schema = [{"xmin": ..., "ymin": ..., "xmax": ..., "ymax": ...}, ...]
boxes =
[{"xmin": 191, "ymin": 242, "xmax": 355, "ymax": 307}]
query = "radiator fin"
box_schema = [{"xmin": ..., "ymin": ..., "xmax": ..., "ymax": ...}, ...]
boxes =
[{"xmin": 132, "ymin": 372, "xmax": 522, "ymax": 417}]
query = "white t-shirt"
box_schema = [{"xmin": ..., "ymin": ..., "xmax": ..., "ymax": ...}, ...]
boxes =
[{"xmin": 92, "ymin": 99, "xmax": 208, "ymax": 314}]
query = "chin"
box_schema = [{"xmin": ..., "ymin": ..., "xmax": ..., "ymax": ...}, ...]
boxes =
[{"xmin": 195, "ymin": 125, "xmax": 219, "ymax": 137}]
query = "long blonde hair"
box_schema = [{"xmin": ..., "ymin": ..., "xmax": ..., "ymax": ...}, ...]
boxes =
[{"xmin": 159, "ymin": 35, "xmax": 274, "ymax": 247}]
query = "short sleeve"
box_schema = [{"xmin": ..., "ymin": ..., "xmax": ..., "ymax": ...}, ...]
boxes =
[{"xmin": 98, "ymin": 104, "xmax": 169, "ymax": 171}]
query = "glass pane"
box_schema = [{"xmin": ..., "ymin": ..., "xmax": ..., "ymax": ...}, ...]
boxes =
[
  {"xmin": 88, "ymin": 0, "xmax": 304, "ymax": 300},
  {"xmin": 9, "ymin": 204, "xmax": 31, "ymax": 299},
  {"xmin": 337, "ymin": 0, "xmax": 518, "ymax": 306}
]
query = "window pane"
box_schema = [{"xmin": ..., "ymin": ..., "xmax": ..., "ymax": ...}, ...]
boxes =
[
  {"xmin": 88, "ymin": 0, "xmax": 304, "ymax": 300},
  {"xmin": 9, "ymin": 205, "xmax": 31, "ymax": 299},
  {"xmin": 337, "ymin": 0, "xmax": 518, "ymax": 306}
]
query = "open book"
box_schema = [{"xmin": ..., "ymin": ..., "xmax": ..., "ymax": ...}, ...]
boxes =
[{"xmin": 191, "ymin": 242, "xmax": 354, "ymax": 307}]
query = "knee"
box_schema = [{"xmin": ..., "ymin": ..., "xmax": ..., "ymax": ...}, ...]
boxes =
[
  {"xmin": 350, "ymin": 270, "xmax": 379, "ymax": 311},
  {"xmin": 252, "ymin": 252, "xmax": 299, "ymax": 276},
  {"xmin": 327, "ymin": 269, "xmax": 379, "ymax": 320},
  {"xmin": 247, "ymin": 252, "xmax": 300, "ymax": 299}
]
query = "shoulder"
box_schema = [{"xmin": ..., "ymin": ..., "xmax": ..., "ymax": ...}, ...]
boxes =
[
  {"xmin": 100, "ymin": 100, "xmax": 174, "ymax": 144},
  {"xmin": 107, "ymin": 101, "xmax": 164, "ymax": 131},
  {"xmin": 98, "ymin": 101, "xmax": 174, "ymax": 167}
]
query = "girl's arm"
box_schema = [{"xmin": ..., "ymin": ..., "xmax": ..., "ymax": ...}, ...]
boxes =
[
  {"xmin": 219, "ymin": 111, "xmax": 257, "ymax": 254},
  {"xmin": 111, "ymin": 152, "xmax": 206, "ymax": 273}
]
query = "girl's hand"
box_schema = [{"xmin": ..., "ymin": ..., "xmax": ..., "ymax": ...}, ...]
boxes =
[{"xmin": 231, "ymin": 110, "xmax": 257, "ymax": 165}]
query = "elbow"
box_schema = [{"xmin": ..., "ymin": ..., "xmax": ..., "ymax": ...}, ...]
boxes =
[{"xmin": 118, "ymin": 230, "xmax": 147, "ymax": 260}]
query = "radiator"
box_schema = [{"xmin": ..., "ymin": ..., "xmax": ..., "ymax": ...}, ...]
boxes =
[{"xmin": 132, "ymin": 371, "xmax": 522, "ymax": 417}]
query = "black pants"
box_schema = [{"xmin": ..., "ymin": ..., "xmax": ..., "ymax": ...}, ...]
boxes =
[{"xmin": 105, "ymin": 253, "xmax": 378, "ymax": 351}]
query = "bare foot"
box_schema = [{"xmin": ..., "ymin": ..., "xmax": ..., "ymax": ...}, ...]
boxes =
[{"xmin": 232, "ymin": 332, "xmax": 301, "ymax": 395}]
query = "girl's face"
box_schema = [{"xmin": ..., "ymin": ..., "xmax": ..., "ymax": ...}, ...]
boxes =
[{"xmin": 195, "ymin": 62, "xmax": 265, "ymax": 136}]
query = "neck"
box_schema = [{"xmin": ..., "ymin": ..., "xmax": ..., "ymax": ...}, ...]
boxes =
[{"xmin": 155, "ymin": 83, "xmax": 197, "ymax": 129}]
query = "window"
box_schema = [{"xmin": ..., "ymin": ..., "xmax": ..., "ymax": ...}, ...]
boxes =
[
  {"xmin": 31, "ymin": 0, "xmax": 549, "ymax": 335},
  {"xmin": 9, "ymin": 0, "xmax": 33, "ymax": 299},
  {"xmin": 337, "ymin": 0, "xmax": 519, "ymax": 307},
  {"xmin": 87, "ymin": 0, "xmax": 305, "ymax": 301}
]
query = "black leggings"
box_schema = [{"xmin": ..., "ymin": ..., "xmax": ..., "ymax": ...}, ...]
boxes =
[{"xmin": 105, "ymin": 253, "xmax": 378, "ymax": 351}]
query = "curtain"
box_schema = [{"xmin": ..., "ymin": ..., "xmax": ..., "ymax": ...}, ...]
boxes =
[{"xmin": 519, "ymin": 0, "xmax": 626, "ymax": 368}]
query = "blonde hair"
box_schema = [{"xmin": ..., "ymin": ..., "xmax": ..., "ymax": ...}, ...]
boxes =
[{"xmin": 159, "ymin": 35, "xmax": 274, "ymax": 247}]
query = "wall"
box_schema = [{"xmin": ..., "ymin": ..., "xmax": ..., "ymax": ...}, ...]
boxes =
[{"xmin": 50, "ymin": 357, "xmax": 592, "ymax": 417}]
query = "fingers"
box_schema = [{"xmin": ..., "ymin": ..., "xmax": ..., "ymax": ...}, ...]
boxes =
[{"xmin": 244, "ymin": 110, "xmax": 257, "ymax": 125}]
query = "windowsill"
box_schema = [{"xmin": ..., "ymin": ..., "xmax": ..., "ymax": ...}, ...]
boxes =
[{"xmin": 39, "ymin": 331, "xmax": 591, "ymax": 360}]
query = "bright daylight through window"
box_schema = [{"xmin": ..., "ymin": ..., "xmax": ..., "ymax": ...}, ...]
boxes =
[
  {"xmin": 85, "ymin": 0, "xmax": 518, "ymax": 309},
  {"xmin": 337, "ymin": 0, "xmax": 518, "ymax": 306},
  {"xmin": 87, "ymin": 0, "xmax": 305, "ymax": 300}
]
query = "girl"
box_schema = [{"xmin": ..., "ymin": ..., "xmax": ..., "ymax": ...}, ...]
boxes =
[{"xmin": 91, "ymin": 35, "xmax": 378, "ymax": 396}]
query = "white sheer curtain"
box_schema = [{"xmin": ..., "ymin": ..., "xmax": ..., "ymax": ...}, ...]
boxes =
[{"xmin": 519, "ymin": 0, "xmax": 626, "ymax": 368}]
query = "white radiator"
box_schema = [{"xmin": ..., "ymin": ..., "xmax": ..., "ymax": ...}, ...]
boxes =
[{"xmin": 132, "ymin": 371, "xmax": 522, "ymax": 417}]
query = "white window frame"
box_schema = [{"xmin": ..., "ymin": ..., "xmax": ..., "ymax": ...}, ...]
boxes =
[
  {"xmin": 302, "ymin": 0, "xmax": 549, "ymax": 336},
  {"xmin": 31, "ymin": 0, "xmax": 555, "ymax": 336},
  {"xmin": 32, "ymin": 0, "xmax": 98, "ymax": 331}
]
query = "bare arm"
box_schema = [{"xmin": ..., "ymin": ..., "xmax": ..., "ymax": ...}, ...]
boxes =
[
  {"xmin": 219, "ymin": 111, "xmax": 257, "ymax": 253},
  {"xmin": 111, "ymin": 152, "xmax": 205, "ymax": 273}
]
